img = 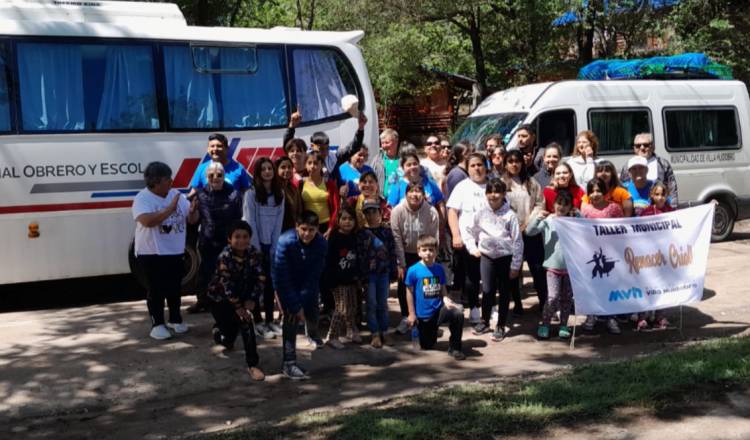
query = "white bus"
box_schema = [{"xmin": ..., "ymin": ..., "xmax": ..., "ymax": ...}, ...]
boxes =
[{"xmin": 0, "ymin": 0, "xmax": 379, "ymax": 285}]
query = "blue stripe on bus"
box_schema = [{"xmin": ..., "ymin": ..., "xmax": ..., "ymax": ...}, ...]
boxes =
[
  {"xmin": 91, "ymin": 188, "xmax": 189, "ymax": 198},
  {"xmin": 91, "ymin": 191, "xmax": 140, "ymax": 198}
]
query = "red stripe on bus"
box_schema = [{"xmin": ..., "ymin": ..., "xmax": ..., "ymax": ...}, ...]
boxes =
[
  {"xmin": 0, "ymin": 200, "xmax": 133, "ymax": 214},
  {"xmin": 236, "ymin": 147, "xmax": 284, "ymax": 173},
  {"xmin": 172, "ymin": 158, "xmax": 202, "ymax": 188}
]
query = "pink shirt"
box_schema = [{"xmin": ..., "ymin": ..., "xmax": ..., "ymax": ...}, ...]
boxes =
[{"xmin": 581, "ymin": 201, "xmax": 624, "ymax": 219}]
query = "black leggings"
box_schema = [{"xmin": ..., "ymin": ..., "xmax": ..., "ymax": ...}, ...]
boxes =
[
  {"xmin": 211, "ymin": 300, "xmax": 259, "ymax": 368},
  {"xmin": 452, "ymin": 247, "xmax": 481, "ymax": 309},
  {"xmin": 138, "ymin": 254, "xmax": 184, "ymax": 327},
  {"xmin": 479, "ymin": 254, "xmax": 513, "ymax": 328},
  {"xmin": 197, "ymin": 242, "xmax": 223, "ymax": 304},
  {"xmin": 522, "ymin": 233, "xmax": 548, "ymax": 307},
  {"xmin": 253, "ymin": 246, "xmax": 277, "ymax": 324}
]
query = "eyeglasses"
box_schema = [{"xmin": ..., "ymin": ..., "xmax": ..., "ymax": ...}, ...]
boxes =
[
  {"xmin": 426, "ymin": 141, "xmax": 440, "ymax": 146},
  {"xmin": 506, "ymin": 159, "xmax": 522, "ymax": 164},
  {"xmin": 634, "ymin": 143, "xmax": 652, "ymax": 149},
  {"xmin": 208, "ymin": 173, "xmax": 224, "ymax": 179}
]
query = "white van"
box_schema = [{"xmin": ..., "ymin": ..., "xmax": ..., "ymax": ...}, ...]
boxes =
[{"xmin": 452, "ymin": 79, "xmax": 750, "ymax": 241}]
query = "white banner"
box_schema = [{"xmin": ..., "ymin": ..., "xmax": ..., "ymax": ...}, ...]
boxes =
[{"xmin": 552, "ymin": 204, "xmax": 714, "ymax": 315}]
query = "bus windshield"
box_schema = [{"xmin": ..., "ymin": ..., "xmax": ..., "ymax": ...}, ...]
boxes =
[{"xmin": 452, "ymin": 112, "xmax": 527, "ymax": 150}]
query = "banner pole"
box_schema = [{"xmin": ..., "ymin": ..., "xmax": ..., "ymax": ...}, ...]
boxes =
[{"xmin": 570, "ymin": 314, "xmax": 577, "ymax": 350}]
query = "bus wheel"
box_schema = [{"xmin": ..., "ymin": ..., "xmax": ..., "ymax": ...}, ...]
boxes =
[
  {"xmin": 128, "ymin": 240, "xmax": 201, "ymax": 294},
  {"xmin": 711, "ymin": 199, "xmax": 735, "ymax": 242},
  {"xmin": 181, "ymin": 243, "xmax": 200, "ymax": 294}
]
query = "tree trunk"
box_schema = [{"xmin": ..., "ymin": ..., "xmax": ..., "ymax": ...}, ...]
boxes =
[
  {"xmin": 296, "ymin": 0, "xmax": 304, "ymax": 30},
  {"xmin": 229, "ymin": 0, "xmax": 243, "ymax": 27},
  {"xmin": 467, "ymin": 10, "xmax": 488, "ymax": 99},
  {"xmin": 306, "ymin": 0, "xmax": 315, "ymax": 30},
  {"xmin": 195, "ymin": 0, "xmax": 210, "ymax": 26}
]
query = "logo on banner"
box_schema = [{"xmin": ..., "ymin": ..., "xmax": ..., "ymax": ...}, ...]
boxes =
[{"xmin": 586, "ymin": 247, "xmax": 618, "ymax": 278}]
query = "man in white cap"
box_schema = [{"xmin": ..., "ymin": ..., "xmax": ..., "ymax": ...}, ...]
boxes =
[{"xmin": 625, "ymin": 155, "xmax": 653, "ymax": 216}]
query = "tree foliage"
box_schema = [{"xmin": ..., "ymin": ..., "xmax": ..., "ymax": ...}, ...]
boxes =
[{"xmin": 668, "ymin": 0, "xmax": 750, "ymax": 85}]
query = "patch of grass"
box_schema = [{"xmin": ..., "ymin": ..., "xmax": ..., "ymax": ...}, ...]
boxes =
[{"xmin": 205, "ymin": 336, "xmax": 750, "ymax": 440}]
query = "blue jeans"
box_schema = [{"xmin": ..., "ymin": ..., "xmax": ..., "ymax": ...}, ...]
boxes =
[{"xmin": 367, "ymin": 273, "xmax": 390, "ymax": 333}]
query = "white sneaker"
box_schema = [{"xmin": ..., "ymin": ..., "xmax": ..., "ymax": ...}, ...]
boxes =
[
  {"xmin": 255, "ymin": 323, "xmax": 276, "ymax": 340},
  {"xmin": 150, "ymin": 324, "xmax": 172, "ymax": 340},
  {"xmin": 469, "ymin": 307, "xmax": 481, "ymax": 324},
  {"xmin": 166, "ymin": 322, "xmax": 188, "ymax": 334},
  {"xmin": 268, "ymin": 322, "xmax": 283, "ymax": 336},
  {"xmin": 395, "ymin": 318, "xmax": 409, "ymax": 335},
  {"xmin": 255, "ymin": 322, "xmax": 276, "ymax": 339}
]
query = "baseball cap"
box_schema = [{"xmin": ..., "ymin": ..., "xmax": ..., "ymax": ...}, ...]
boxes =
[
  {"xmin": 362, "ymin": 199, "xmax": 381, "ymax": 212},
  {"xmin": 627, "ymin": 156, "xmax": 649, "ymax": 170}
]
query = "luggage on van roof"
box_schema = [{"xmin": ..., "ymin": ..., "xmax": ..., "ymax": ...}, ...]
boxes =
[{"xmin": 578, "ymin": 53, "xmax": 733, "ymax": 81}]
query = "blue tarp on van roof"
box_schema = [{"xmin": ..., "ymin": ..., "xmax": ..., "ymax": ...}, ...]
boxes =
[{"xmin": 577, "ymin": 53, "xmax": 733, "ymax": 80}]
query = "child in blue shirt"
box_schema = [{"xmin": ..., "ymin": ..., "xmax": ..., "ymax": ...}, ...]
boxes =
[{"xmin": 405, "ymin": 234, "xmax": 466, "ymax": 360}]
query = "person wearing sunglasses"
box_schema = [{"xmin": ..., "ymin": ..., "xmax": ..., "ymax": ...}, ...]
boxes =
[
  {"xmin": 421, "ymin": 135, "xmax": 448, "ymax": 184},
  {"xmin": 619, "ymin": 133, "xmax": 678, "ymax": 207},
  {"xmin": 191, "ymin": 162, "xmax": 244, "ymax": 314}
]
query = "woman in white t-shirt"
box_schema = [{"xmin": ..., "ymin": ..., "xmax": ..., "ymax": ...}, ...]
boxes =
[
  {"xmin": 446, "ymin": 152, "xmax": 489, "ymax": 324},
  {"xmin": 132, "ymin": 161, "xmax": 197, "ymax": 341}
]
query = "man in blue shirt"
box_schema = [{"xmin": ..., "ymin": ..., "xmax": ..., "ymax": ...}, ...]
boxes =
[
  {"xmin": 189, "ymin": 133, "xmax": 252, "ymax": 193},
  {"xmin": 625, "ymin": 155, "xmax": 654, "ymax": 216},
  {"xmin": 405, "ymin": 235, "xmax": 465, "ymax": 360}
]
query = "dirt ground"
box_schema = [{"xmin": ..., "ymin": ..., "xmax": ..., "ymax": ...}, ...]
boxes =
[{"xmin": 2, "ymin": 222, "xmax": 750, "ymax": 440}]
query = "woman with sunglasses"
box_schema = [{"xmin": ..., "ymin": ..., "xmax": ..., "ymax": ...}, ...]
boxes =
[
  {"xmin": 194, "ymin": 161, "xmax": 244, "ymax": 315},
  {"xmin": 619, "ymin": 133, "xmax": 679, "ymax": 206}
]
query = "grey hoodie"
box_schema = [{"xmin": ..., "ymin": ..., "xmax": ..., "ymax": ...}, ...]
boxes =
[{"xmin": 390, "ymin": 200, "xmax": 440, "ymax": 267}]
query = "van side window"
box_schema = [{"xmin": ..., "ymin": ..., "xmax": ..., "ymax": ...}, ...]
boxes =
[
  {"xmin": 664, "ymin": 108, "xmax": 740, "ymax": 151},
  {"xmin": 589, "ymin": 109, "xmax": 651, "ymax": 154},
  {"xmin": 291, "ymin": 48, "xmax": 359, "ymax": 123},
  {"xmin": 535, "ymin": 109, "xmax": 576, "ymax": 155},
  {"xmin": 163, "ymin": 45, "xmax": 288, "ymax": 130},
  {"xmin": 0, "ymin": 43, "xmax": 10, "ymax": 132},
  {"xmin": 17, "ymin": 42, "xmax": 159, "ymax": 132}
]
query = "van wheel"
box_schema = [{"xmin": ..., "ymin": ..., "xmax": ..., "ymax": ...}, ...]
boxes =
[
  {"xmin": 128, "ymin": 240, "xmax": 201, "ymax": 294},
  {"xmin": 711, "ymin": 199, "xmax": 735, "ymax": 242}
]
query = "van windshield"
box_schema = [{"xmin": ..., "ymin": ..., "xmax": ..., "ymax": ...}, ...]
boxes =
[{"xmin": 451, "ymin": 112, "xmax": 527, "ymax": 150}]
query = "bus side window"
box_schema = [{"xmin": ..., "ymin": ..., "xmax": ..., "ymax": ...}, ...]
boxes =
[
  {"xmin": 0, "ymin": 43, "xmax": 10, "ymax": 132},
  {"xmin": 589, "ymin": 108, "xmax": 651, "ymax": 155},
  {"xmin": 664, "ymin": 107, "xmax": 740, "ymax": 151},
  {"xmin": 291, "ymin": 48, "xmax": 360, "ymax": 123},
  {"xmin": 163, "ymin": 45, "xmax": 288, "ymax": 130},
  {"xmin": 16, "ymin": 42, "xmax": 159, "ymax": 132},
  {"xmin": 535, "ymin": 109, "xmax": 576, "ymax": 155}
]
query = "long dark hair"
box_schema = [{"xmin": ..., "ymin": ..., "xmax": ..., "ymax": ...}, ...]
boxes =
[
  {"xmin": 501, "ymin": 149, "xmax": 533, "ymax": 193},
  {"xmin": 253, "ymin": 157, "xmax": 283, "ymax": 204},
  {"xmin": 444, "ymin": 142, "xmax": 471, "ymax": 176},
  {"xmin": 594, "ymin": 160, "xmax": 621, "ymax": 191}
]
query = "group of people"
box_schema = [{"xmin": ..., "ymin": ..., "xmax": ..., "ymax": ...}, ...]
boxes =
[{"xmin": 131, "ymin": 112, "xmax": 679, "ymax": 382}]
